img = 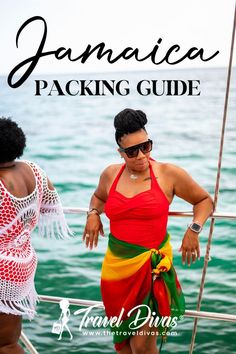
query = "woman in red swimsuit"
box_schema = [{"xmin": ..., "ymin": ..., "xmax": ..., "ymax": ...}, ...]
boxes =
[{"xmin": 83, "ymin": 108, "xmax": 213, "ymax": 354}]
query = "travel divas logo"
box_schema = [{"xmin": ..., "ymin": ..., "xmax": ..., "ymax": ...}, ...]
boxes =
[
  {"xmin": 52, "ymin": 301, "xmax": 182, "ymax": 340},
  {"xmin": 7, "ymin": 16, "xmax": 220, "ymax": 96},
  {"xmin": 73, "ymin": 304, "xmax": 180, "ymax": 331}
]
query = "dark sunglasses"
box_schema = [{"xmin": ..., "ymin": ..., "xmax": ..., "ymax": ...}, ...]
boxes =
[{"xmin": 119, "ymin": 139, "xmax": 153, "ymax": 158}]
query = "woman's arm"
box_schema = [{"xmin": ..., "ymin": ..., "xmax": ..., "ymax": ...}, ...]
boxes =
[
  {"xmin": 169, "ymin": 164, "xmax": 213, "ymax": 266},
  {"xmin": 83, "ymin": 167, "xmax": 111, "ymax": 249}
]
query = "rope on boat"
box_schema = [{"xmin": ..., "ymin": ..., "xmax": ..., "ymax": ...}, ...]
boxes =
[{"xmin": 189, "ymin": 2, "xmax": 236, "ymax": 353}]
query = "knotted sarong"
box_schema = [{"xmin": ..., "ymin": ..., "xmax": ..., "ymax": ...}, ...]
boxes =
[{"xmin": 101, "ymin": 232, "xmax": 185, "ymax": 350}]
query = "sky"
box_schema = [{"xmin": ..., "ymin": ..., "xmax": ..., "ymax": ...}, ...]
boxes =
[{"xmin": 0, "ymin": 0, "xmax": 235, "ymax": 75}]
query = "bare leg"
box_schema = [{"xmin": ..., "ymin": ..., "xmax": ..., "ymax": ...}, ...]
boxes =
[
  {"xmin": 130, "ymin": 322, "xmax": 159, "ymax": 354},
  {"xmin": 0, "ymin": 313, "xmax": 25, "ymax": 354}
]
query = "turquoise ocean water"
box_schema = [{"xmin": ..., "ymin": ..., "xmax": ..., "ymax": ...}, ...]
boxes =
[{"xmin": 0, "ymin": 67, "xmax": 236, "ymax": 353}]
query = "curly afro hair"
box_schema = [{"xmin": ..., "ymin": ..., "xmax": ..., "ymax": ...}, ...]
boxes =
[
  {"xmin": 114, "ymin": 108, "xmax": 148, "ymax": 145},
  {"xmin": 0, "ymin": 117, "xmax": 26, "ymax": 163}
]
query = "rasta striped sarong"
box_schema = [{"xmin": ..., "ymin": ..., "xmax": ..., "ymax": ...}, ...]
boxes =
[{"xmin": 101, "ymin": 232, "xmax": 185, "ymax": 350}]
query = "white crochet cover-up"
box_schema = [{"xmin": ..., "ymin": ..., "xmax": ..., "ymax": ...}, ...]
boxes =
[{"xmin": 0, "ymin": 161, "xmax": 72, "ymax": 319}]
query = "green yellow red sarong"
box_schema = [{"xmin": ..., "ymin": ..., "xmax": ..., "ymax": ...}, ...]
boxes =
[{"xmin": 101, "ymin": 232, "xmax": 185, "ymax": 350}]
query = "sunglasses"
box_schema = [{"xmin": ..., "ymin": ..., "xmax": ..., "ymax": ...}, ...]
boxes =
[{"xmin": 119, "ymin": 139, "xmax": 153, "ymax": 158}]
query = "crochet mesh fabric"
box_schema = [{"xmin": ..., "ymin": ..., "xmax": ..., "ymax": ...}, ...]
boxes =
[{"xmin": 0, "ymin": 161, "xmax": 72, "ymax": 319}]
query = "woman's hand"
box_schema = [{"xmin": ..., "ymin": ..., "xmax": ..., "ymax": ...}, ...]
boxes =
[
  {"xmin": 83, "ymin": 214, "xmax": 104, "ymax": 249},
  {"xmin": 178, "ymin": 229, "xmax": 200, "ymax": 266}
]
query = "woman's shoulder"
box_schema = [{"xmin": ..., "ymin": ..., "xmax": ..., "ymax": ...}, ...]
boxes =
[
  {"xmin": 17, "ymin": 160, "xmax": 47, "ymax": 185},
  {"xmin": 18, "ymin": 159, "xmax": 42, "ymax": 170},
  {"xmin": 151, "ymin": 159, "xmax": 185, "ymax": 176},
  {"xmin": 97, "ymin": 164, "xmax": 124, "ymax": 194},
  {"xmin": 19, "ymin": 160, "xmax": 47, "ymax": 175},
  {"xmin": 101, "ymin": 163, "xmax": 124, "ymax": 178}
]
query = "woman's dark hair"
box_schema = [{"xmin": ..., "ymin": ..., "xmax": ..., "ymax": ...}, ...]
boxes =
[
  {"xmin": 114, "ymin": 108, "xmax": 148, "ymax": 145},
  {"xmin": 0, "ymin": 117, "xmax": 26, "ymax": 163}
]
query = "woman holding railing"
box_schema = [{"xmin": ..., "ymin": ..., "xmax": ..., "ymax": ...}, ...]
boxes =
[{"xmin": 83, "ymin": 108, "xmax": 213, "ymax": 354}]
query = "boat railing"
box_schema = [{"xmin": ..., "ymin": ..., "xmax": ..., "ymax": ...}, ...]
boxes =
[
  {"xmin": 63, "ymin": 207, "xmax": 236, "ymax": 219},
  {"xmin": 38, "ymin": 294, "xmax": 236, "ymax": 323}
]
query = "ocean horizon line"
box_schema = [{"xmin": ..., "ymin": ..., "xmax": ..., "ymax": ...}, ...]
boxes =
[{"xmin": 0, "ymin": 65, "xmax": 234, "ymax": 78}]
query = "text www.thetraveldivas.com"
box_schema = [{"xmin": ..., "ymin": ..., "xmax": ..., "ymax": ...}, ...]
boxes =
[
  {"xmin": 81, "ymin": 330, "xmax": 177, "ymax": 336},
  {"xmin": 81, "ymin": 330, "xmax": 178, "ymax": 337}
]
